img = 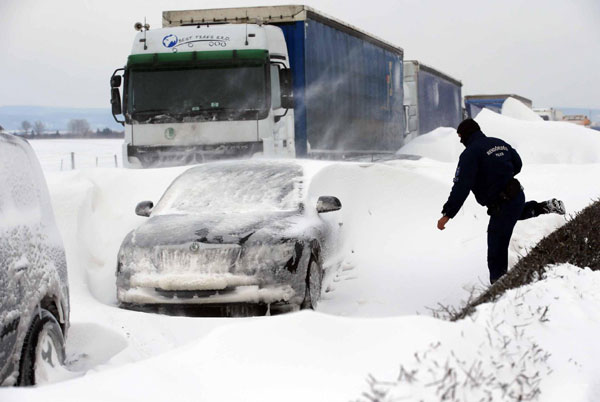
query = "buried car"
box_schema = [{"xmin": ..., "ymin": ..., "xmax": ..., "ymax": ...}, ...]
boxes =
[
  {"xmin": 116, "ymin": 160, "xmax": 341, "ymax": 316},
  {"xmin": 0, "ymin": 133, "xmax": 70, "ymax": 386}
]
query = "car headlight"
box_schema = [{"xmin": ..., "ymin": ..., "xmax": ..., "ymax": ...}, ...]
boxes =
[{"xmin": 237, "ymin": 241, "xmax": 301, "ymax": 274}]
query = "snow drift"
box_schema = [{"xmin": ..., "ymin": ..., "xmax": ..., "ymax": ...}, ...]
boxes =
[
  {"xmin": 2, "ymin": 108, "xmax": 600, "ymax": 401},
  {"xmin": 398, "ymin": 108, "xmax": 600, "ymax": 164},
  {"xmin": 501, "ymin": 96, "xmax": 543, "ymax": 121}
]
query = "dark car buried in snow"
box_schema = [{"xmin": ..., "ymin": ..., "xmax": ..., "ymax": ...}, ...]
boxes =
[
  {"xmin": 0, "ymin": 133, "xmax": 70, "ymax": 386},
  {"xmin": 116, "ymin": 160, "xmax": 341, "ymax": 316}
]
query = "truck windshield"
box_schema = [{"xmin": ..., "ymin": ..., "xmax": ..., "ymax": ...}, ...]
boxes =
[{"xmin": 127, "ymin": 64, "xmax": 269, "ymax": 123}]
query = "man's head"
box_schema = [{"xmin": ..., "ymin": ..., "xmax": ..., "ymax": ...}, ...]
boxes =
[{"xmin": 456, "ymin": 119, "xmax": 481, "ymax": 145}]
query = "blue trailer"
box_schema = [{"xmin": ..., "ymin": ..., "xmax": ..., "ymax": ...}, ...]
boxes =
[
  {"xmin": 403, "ymin": 60, "xmax": 462, "ymax": 141},
  {"xmin": 464, "ymin": 94, "xmax": 533, "ymax": 118},
  {"xmin": 273, "ymin": 8, "xmax": 405, "ymax": 157},
  {"xmin": 111, "ymin": 5, "xmax": 406, "ymax": 167}
]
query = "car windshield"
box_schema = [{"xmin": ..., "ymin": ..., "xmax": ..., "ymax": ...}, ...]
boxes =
[
  {"xmin": 127, "ymin": 64, "xmax": 268, "ymax": 122},
  {"xmin": 152, "ymin": 162, "xmax": 304, "ymax": 215}
]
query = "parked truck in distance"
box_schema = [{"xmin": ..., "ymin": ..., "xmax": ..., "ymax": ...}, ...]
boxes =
[
  {"xmin": 533, "ymin": 107, "xmax": 564, "ymax": 122},
  {"xmin": 111, "ymin": 5, "xmax": 405, "ymax": 168},
  {"xmin": 464, "ymin": 94, "xmax": 532, "ymax": 118},
  {"xmin": 403, "ymin": 60, "xmax": 462, "ymax": 142},
  {"xmin": 562, "ymin": 114, "xmax": 591, "ymax": 127}
]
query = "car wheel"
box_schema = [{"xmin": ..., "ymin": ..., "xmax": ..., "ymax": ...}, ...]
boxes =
[
  {"xmin": 301, "ymin": 258, "xmax": 322, "ymax": 310},
  {"xmin": 17, "ymin": 309, "xmax": 66, "ymax": 386}
]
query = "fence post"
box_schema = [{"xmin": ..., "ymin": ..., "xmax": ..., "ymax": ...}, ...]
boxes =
[
  {"xmin": 60, "ymin": 159, "xmax": 63, "ymax": 171},
  {"xmin": 96, "ymin": 156, "xmax": 98, "ymax": 167},
  {"xmin": 114, "ymin": 154, "xmax": 118, "ymax": 168},
  {"xmin": 71, "ymin": 152, "xmax": 75, "ymax": 170}
]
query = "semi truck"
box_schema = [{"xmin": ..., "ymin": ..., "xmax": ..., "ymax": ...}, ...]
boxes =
[
  {"xmin": 464, "ymin": 94, "xmax": 532, "ymax": 119},
  {"xmin": 110, "ymin": 5, "xmax": 405, "ymax": 168},
  {"xmin": 533, "ymin": 107, "xmax": 564, "ymax": 121},
  {"xmin": 402, "ymin": 60, "xmax": 462, "ymax": 142}
]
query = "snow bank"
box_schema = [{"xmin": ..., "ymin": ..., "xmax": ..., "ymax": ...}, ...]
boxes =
[
  {"xmin": 309, "ymin": 161, "xmax": 488, "ymax": 316},
  {"xmin": 28, "ymin": 139, "xmax": 122, "ymax": 172},
  {"xmin": 3, "ymin": 106, "xmax": 600, "ymax": 401},
  {"xmin": 396, "ymin": 127, "xmax": 462, "ymax": 163},
  {"xmin": 6, "ymin": 264, "xmax": 600, "ymax": 402},
  {"xmin": 477, "ymin": 109, "xmax": 600, "ymax": 164},
  {"xmin": 398, "ymin": 109, "xmax": 600, "ymax": 164},
  {"xmin": 501, "ymin": 96, "xmax": 543, "ymax": 121},
  {"xmin": 364, "ymin": 264, "xmax": 600, "ymax": 401}
]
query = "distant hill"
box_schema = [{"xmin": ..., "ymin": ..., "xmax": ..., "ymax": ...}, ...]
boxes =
[
  {"xmin": 2, "ymin": 105, "xmax": 597, "ymax": 133},
  {"xmin": 0, "ymin": 106, "xmax": 123, "ymax": 132}
]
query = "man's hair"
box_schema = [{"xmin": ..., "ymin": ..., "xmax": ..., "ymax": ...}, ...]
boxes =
[{"xmin": 457, "ymin": 119, "xmax": 481, "ymax": 136}]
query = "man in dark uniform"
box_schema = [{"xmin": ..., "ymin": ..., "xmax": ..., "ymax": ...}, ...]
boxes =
[{"xmin": 437, "ymin": 119, "xmax": 565, "ymax": 284}]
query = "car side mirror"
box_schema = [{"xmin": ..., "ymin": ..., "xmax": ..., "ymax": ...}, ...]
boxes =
[
  {"xmin": 279, "ymin": 68, "xmax": 294, "ymax": 109},
  {"xmin": 135, "ymin": 200, "xmax": 154, "ymax": 217},
  {"xmin": 316, "ymin": 196, "xmax": 341, "ymax": 213}
]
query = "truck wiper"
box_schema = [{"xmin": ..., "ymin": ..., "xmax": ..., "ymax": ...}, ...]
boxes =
[{"xmin": 133, "ymin": 109, "xmax": 171, "ymax": 115}]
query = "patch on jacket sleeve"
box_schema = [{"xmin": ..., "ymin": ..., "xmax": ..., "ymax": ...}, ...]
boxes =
[{"xmin": 453, "ymin": 166, "xmax": 460, "ymax": 183}]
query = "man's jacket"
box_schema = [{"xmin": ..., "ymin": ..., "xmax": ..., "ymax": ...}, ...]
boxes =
[{"xmin": 442, "ymin": 130, "xmax": 522, "ymax": 218}]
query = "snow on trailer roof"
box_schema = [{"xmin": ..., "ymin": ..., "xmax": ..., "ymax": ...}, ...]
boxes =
[
  {"xmin": 404, "ymin": 60, "xmax": 462, "ymax": 87},
  {"xmin": 162, "ymin": 5, "xmax": 404, "ymax": 56}
]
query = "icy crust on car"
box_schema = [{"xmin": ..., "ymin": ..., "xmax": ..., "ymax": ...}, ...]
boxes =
[
  {"xmin": 0, "ymin": 134, "xmax": 69, "ymax": 386},
  {"xmin": 0, "ymin": 134, "xmax": 64, "ymax": 246},
  {"xmin": 117, "ymin": 160, "xmax": 324, "ymax": 306},
  {"xmin": 153, "ymin": 160, "xmax": 304, "ymax": 215},
  {"xmin": 0, "ymin": 226, "xmax": 68, "ymax": 385},
  {"xmin": 117, "ymin": 213, "xmax": 320, "ymax": 305}
]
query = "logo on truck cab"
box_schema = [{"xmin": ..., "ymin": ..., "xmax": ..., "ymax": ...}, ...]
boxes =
[
  {"xmin": 162, "ymin": 34, "xmax": 178, "ymax": 48},
  {"xmin": 162, "ymin": 33, "xmax": 230, "ymax": 52}
]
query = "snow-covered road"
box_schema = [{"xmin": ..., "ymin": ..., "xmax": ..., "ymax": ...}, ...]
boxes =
[{"xmin": 4, "ymin": 108, "xmax": 600, "ymax": 401}]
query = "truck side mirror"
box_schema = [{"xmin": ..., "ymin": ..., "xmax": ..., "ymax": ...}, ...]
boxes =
[
  {"xmin": 111, "ymin": 75, "xmax": 122, "ymax": 88},
  {"xmin": 111, "ymin": 88, "xmax": 123, "ymax": 116},
  {"xmin": 110, "ymin": 68, "xmax": 125, "ymax": 125},
  {"xmin": 135, "ymin": 200, "xmax": 154, "ymax": 217},
  {"xmin": 279, "ymin": 68, "xmax": 294, "ymax": 109},
  {"xmin": 316, "ymin": 196, "xmax": 342, "ymax": 213}
]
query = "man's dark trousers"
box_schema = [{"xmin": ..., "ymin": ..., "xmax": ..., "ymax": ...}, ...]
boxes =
[
  {"xmin": 488, "ymin": 192, "xmax": 550, "ymax": 283},
  {"xmin": 487, "ymin": 191, "xmax": 526, "ymax": 283}
]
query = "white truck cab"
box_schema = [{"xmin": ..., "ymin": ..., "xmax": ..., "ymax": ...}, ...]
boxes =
[{"xmin": 111, "ymin": 23, "xmax": 295, "ymax": 168}]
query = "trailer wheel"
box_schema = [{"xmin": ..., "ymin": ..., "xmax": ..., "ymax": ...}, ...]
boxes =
[{"xmin": 17, "ymin": 309, "xmax": 66, "ymax": 386}]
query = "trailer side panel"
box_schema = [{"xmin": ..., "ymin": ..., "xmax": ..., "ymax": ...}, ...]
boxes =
[
  {"xmin": 417, "ymin": 68, "xmax": 462, "ymax": 134},
  {"xmin": 302, "ymin": 19, "xmax": 404, "ymax": 154}
]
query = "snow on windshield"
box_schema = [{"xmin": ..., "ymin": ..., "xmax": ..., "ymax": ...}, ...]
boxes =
[{"xmin": 153, "ymin": 161, "xmax": 305, "ymax": 215}]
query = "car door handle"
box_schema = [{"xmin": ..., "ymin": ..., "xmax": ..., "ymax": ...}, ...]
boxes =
[
  {"xmin": 15, "ymin": 264, "xmax": 29, "ymax": 272},
  {"xmin": 14, "ymin": 263, "xmax": 29, "ymax": 279}
]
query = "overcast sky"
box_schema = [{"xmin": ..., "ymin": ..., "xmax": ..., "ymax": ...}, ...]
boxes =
[{"xmin": 1, "ymin": 0, "xmax": 598, "ymax": 109}]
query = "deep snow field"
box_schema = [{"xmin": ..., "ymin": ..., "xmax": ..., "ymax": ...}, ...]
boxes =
[
  {"xmin": 28, "ymin": 139, "xmax": 123, "ymax": 172},
  {"xmin": 4, "ymin": 103, "xmax": 600, "ymax": 401}
]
